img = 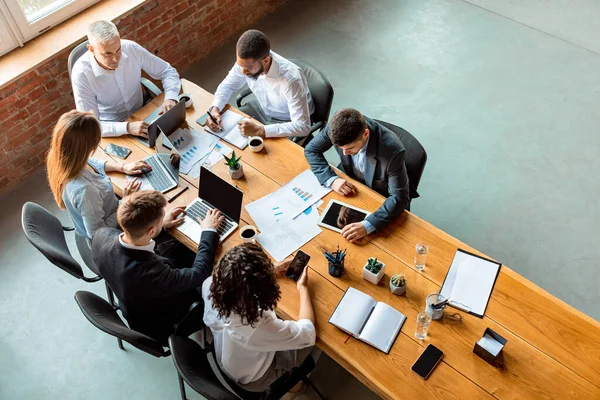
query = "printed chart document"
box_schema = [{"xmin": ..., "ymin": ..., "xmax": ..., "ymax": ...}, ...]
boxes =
[
  {"xmin": 257, "ymin": 218, "xmax": 322, "ymax": 262},
  {"xmin": 188, "ymin": 142, "xmax": 233, "ymax": 179},
  {"xmin": 204, "ymin": 110, "xmax": 248, "ymax": 150},
  {"xmin": 329, "ymin": 287, "xmax": 406, "ymax": 354},
  {"xmin": 246, "ymin": 170, "xmax": 331, "ymax": 231},
  {"xmin": 169, "ymin": 128, "xmax": 218, "ymax": 174},
  {"xmin": 439, "ymin": 249, "xmax": 502, "ymax": 317}
]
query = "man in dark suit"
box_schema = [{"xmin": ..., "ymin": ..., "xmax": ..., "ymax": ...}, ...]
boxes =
[
  {"xmin": 92, "ymin": 190, "xmax": 224, "ymax": 343},
  {"xmin": 305, "ymin": 108, "xmax": 410, "ymax": 242}
]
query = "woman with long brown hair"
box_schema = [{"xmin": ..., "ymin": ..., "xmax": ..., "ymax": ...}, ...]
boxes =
[{"xmin": 47, "ymin": 110, "xmax": 149, "ymax": 242}]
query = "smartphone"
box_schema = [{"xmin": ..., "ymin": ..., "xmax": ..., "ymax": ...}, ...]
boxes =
[
  {"xmin": 411, "ymin": 344, "xmax": 443, "ymax": 380},
  {"xmin": 104, "ymin": 143, "xmax": 132, "ymax": 159},
  {"xmin": 196, "ymin": 113, "xmax": 208, "ymax": 126},
  {"xmin": 286, "ymin": 250, "xmax": 311, "ymax": 281}
]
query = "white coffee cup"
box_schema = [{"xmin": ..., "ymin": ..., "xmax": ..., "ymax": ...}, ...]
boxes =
[
  {"xmin": 179, "ymin": 93, "xmax": 193, "ymax": 108},
  {"xmin": 240, "ymin": 225, "xmax": 258, "ymax": 243},
  {"xmin": 248, "ymin": 136, "xmax": 264, "ymax": 152}
]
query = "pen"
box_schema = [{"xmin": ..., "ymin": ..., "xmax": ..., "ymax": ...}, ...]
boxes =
[
  {"xmin": 449, "ymin": 300, "xmax": 471, "ymax": 313},
  {"xmin": 206, "ymin": 110, "xmax": 222, "ymax": 132},
  {"xmin": 168, "ymin": 186, "xmax": 189, "ymax": 203}
]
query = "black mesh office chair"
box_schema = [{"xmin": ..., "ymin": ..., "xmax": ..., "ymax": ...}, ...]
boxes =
[
  {"xmin": 67, "ymin": 40, "xmax": 162, "ymax": 103},
  {"xmin": 236, "ymin": 59, "xmax": 334, "ymax": 148},
  {"xmin": 374, "ymin": 120, "xmax": 427, "ymax": 203}
]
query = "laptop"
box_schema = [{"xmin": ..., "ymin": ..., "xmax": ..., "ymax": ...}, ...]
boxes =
[
  {"xmin": 135, "ymin": 99, "xmax": 186, "ymax": 147},
  {"xmin": 137, "ymin": 128, "xmax": 180, "ymax": 193},
  {"xmin": 176, "ymin": 166, "xmax": 243, "ymax": 243}
]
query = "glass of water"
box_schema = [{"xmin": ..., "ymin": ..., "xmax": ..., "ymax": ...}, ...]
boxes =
[
  {"xmin": 415, "ymin": 311, "xmax": 432, "ymax": 340},
  {"xmin": 414, "ymin": 242, "xmax": 428, "ymax": 271}
]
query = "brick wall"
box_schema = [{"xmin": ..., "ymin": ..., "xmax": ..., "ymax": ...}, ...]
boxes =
[{"xmin": 0, "ymin": 0, "xmax": 287, "ymax": 194}]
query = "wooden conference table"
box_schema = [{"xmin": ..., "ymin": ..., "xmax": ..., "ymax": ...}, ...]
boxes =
[{"xmin": 93, "ymin": 79, "xmax": 600, "ymax": 400}]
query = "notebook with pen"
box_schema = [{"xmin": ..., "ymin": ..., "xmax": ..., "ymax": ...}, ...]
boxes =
[
  {"xmin": 439, "ymin": 249, "xmax": 502, "ymax": 318},
  {"xmin": 329, "ymin": 287, "xmax": 406, "ymax": 354},
  {"xmin": 198, "ymin": 110, "xmax": 248, "ymax": 150}
]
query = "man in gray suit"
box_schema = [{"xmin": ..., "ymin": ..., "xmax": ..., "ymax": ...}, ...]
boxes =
[{"xmin": 304, "ymin": 108, "xmax": 410, "ymax": 242}]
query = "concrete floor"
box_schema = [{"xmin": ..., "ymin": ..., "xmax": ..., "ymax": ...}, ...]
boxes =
[{"xmin": 2, "ymin": 0, "xmax": 600, "ymax": 398}]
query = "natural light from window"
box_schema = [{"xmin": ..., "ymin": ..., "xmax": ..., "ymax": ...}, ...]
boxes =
[{"xmin": 16, "ymin": 0, "xmax": 71, "ymax": 22}]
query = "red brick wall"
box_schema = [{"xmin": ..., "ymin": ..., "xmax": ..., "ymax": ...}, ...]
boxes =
[{"xmin": 0, "ymin": 0, "xmax": 287, "ymax": 194}]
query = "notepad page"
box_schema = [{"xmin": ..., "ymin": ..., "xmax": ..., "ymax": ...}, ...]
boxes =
[
  {"xmin": 204, "ymin": 110, "xmax": 247, "ymax": 149},
  {"xmin": 329, "ymin": 288, "xmax": 377, "ymax": 336},
  {"xmin": 358, "ymin": 302, "xmax": 406, "ymax": 353}
]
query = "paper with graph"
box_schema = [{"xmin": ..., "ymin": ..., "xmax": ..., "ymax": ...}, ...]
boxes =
[{"xmin": 245, "ymin": 170, "xmax": 331, "ymax": 231}]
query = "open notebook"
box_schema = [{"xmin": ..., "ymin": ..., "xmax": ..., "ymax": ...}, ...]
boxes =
[
  {"xmin": 439, "ymin": 249, "xmax": 502, "ymax": 318},
  {"xmin": 202, "ymin": 110, "xmax": 248, "ymax": 150},
  {"xmin": 329, "ymin": 287, "xmax": 406, "ymax": 354}
]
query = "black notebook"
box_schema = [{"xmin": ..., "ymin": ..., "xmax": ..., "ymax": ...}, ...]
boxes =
[{"xmin": 329, "ymin": 287, "xmax": 406, "ymax": 354}]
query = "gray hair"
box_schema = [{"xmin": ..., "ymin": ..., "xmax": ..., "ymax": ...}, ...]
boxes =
[{"xmin": 87, "ymin": 20, "xmax": 120, "ymax": 45}]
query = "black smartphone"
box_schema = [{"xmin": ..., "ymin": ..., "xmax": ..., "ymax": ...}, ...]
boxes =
[
  {"xmin": 285, "ymin": 250, "xmax": 311, "ymax": 281},
  {"xmin": 411, "ymin": 344, "xmax": 443, "ymax": 380},
  {"xmin": 104, "ymin": 143, "xmax": 132, "ymax": 159}
]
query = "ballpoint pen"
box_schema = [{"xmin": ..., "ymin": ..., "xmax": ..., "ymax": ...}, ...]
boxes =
[{"xmin": 206, "ymin": 110, "xmax": 222, "ymax": 132}]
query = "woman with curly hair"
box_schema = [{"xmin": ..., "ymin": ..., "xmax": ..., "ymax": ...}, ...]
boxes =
[{"xmin": 202, "ymin": 243, "xmax": 316, "ymax": 391}]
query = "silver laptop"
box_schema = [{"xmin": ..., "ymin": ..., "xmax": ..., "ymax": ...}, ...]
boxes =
[
  {"xmin": 176, "ymin": 167, "xmax": 243, "ymax": 243},
  {"xmin": 135, "ymin": 99, "xmax": 186, "ymax": 147},
  {"xmin": 137, "ymin": 128, "xmax": 180, "ymax": 193}
]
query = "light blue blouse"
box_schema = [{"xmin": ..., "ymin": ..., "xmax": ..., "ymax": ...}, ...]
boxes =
[{"xmin": 63, "ymin": 159, "xmax": 120, "ymax": 240}]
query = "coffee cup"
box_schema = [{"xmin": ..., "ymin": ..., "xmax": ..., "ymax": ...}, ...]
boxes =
[
  {"xmin": 248, "ymin": 136, "xmax": 264, "ymax": 152},
  {"xmin": 178, "ymin": 93, "xmax": 193, "ymax": 108},
  {"xmin": 240, "ymin": 225, "xmax": 258, "ymax": 243}
]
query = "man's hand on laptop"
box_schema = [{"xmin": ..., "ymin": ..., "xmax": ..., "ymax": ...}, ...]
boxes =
[
  {"xmin": 197, "ymin": 209, "xmax": 225, "ymax": 231},
  {"xmin": 159, "ymin": 99, "xmax": 177, "ymax": 115},
  {"xmin": 127, "ymin": 121, "xmax": 149, "ymax": 138},
  {"xmin": 122, "ymin": 177, "xmax": 142, "ymax": 198},
  {"xmin": 163, "ymin": 206, "xmax": 186, "ymax": 229}
]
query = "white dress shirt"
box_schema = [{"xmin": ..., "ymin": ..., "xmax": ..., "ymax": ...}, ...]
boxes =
[
  {"xmin": 72, "ymin": 39, "xmax": 181, "ymax": 137},
  {"xmin": 211, "ymin": 52, "xmax": 314, "ymax": 138},
  {"xmin": 202, "ymin": 277, "xmax": 316, "ymax": 384},
  {"xmin": 118, "ymin": 233, "xmax": 156, "ymax": 252}
]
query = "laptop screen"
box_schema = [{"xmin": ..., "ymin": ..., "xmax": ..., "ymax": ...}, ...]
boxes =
[
  {"xmin": 148, "ymin": 99, "xmax": 186, "ymax": 146},
  {"xmin": 155, "ymin": 129, "xmax": 180, "ymax": 183},
  {"xmin": 198, "ymin": 167, "xmax": 243, "ymax": 223}
]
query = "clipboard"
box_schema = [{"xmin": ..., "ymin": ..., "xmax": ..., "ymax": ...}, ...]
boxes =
[{"xmin": 439, "ymin": 249, "xmax": 502, "ymax": 318}]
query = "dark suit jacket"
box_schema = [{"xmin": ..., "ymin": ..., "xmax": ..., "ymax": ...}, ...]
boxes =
[
  {"xmin": 304, "ymin": 116, "xmax": 410, "ymax": 231},
  {"xmin": 92, "ymin": 228, "xmax": 219, "ymax": 343}
]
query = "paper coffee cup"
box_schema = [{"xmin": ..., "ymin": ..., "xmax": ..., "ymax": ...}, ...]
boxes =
[
  {"xmin": 179, "ymin": 93, "xmax": 193, "ymax": 108},
  {"xmin": 248, "ymin": 136, "xmax": 264, "ymax": 152},
  {"xmin": 240, "ymin": 225, "xmax": 258, "ymax": 243}
]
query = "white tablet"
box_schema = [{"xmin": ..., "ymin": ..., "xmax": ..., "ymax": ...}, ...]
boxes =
[{"xmin": 318, "ymin": 200, "xmax": 371, "ymax": 233}]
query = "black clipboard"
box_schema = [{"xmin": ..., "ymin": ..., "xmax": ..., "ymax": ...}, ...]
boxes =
[{"xmin": 439, "ymin": 249, "xmax": 502, "ymax": 318}]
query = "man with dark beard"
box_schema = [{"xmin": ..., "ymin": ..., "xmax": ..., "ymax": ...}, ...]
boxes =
[{"xmin": 207, "ymin": 30, "xmax": 314, "ymax": 140}]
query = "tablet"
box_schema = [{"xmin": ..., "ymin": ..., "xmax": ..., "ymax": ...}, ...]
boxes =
[{"xmin": 318, "ymin": 200, "xmax": 370, "ymax": 233}]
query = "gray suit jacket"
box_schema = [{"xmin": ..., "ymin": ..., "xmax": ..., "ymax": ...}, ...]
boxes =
[{"xmin": 304, "ymin": 116, "xmax": 410, "ymax": 231}]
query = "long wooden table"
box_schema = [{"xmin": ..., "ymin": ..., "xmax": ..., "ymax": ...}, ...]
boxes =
[{"xmin": 94, "ymin": 79, "xmax": 600, "ymax": 399}]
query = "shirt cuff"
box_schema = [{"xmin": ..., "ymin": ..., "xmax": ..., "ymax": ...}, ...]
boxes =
[
  {"xmin": 361, "ymin": 220, "xmax": 376, "ymax": 235},
  {"xmin": 203, "ymin": 228, "xmax": 217, "ymax": 233},
  {"xmin": 210, "ymin": 100, "xmax": 226, "ymax": 113},
  {"xmin": 263, "ymin": 124, "xmax": 280, "ymax": 138},
  {"xmin": 116, "ymin": 122, "xmax": 129, "ymax": 136},
  {"xmin": 324, "ymin": 176, "xmax": 338, "ymax": 188},
  {"xmin": 164, "ymin": 90, "xmax": 180, "ymax": 102}
]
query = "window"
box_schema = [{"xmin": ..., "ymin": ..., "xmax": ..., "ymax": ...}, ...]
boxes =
[{"xmin": 0, "ymin": 0, "xmax": 98, "ymax": 56}]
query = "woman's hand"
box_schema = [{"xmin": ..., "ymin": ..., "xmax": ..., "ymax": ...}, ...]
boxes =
[{"xmin": 122, "ymin": 161, "xmax": 151, "ymax": 175}]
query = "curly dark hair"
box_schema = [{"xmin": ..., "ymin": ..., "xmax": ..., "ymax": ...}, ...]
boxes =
[
  {"xmin": 236, "ymin": 29, "xmax": 271, "ymax": 60},
  {"xmin": 210, "ymin": 243, "xmax": 281, "ymax": 326},
  {"xmin": 329, "ymin": 108, "xmax": 367, "ymax": 147}
]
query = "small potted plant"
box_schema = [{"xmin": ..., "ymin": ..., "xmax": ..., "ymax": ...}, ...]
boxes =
[
  {"xmin": 389, "ymin": 273, "xmax": 406, "ymax": 295},
  {"xmin": 362, "ymin": 257, "xmax": 386, "ymax": 285},
  {"xmin": 224, "ymin": 151, "xmax": 243, "ymax": 179}
]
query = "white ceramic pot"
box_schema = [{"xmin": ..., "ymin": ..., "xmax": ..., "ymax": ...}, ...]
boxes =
[
  {"xmin": 389, "ymin": 277, "xmax": 406, "ymax": 295},
  {"xmin": 229, "ymin": 163, "xmax": 244, "ymax": 179},
  {"xmin": 362, "ymin": 261, "xmax": 386, "ymax": 285}
]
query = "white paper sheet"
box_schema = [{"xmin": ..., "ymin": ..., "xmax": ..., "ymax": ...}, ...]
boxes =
[
  {"xmin": 256, "ymin": 218, "xmax": 322, "ymax": 262},
  {"xmin": 246, "ymin": 170, "xmax": 331, "ymax": 231},
  {"xmin": 204, "ymin": 110, "xmax": 248, "ymax": 149},
  {"xmin": 358, "ymin": 302, "xmax": 406, "ymax": 353},
  {"xmin": 169, "ymin": 128, "xmax": 218, "ymax": 174},
  {"xmin": 187, "ymin": 141, "xmax": 233, "ymax": 179},
  {"xmin": 329, "ymin": 288, "xmax": 377, "ymax": 336},
  {"xmin": 477, "ymin": 333, "xmax": 504, "ymax": 356}
]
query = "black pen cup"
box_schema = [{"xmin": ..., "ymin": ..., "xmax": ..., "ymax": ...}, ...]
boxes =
[{"xmin": 328, "ymin": 259, "xmax": 345, "ymax": 277}]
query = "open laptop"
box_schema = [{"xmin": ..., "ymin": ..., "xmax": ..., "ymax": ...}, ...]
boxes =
[
  {"xmin": 176, "ymin": 167, "xmax": 243, "ymax": 243},
  {"xmin": 135, "ymin": 99, "xmax": 186, "ymax": 147},
  {"xmin": 136, "ymin": 128, "xmax": 180, "ymax": 193}
]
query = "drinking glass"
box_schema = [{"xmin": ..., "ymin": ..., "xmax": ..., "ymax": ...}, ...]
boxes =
[
  {"xmin": 414, "ymin": 242, "xmax": 428, "ymax": 271},
  {"xmin": 415, "ymin": 311, "xmax": 432, "ymax": 340}
]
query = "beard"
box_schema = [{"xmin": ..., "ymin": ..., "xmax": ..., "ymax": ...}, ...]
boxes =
[{"xmin": 246, "ymin": 64, "xmax": 265, "ymax": 80}]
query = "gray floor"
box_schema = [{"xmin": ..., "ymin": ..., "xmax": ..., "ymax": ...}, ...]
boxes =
[{"xmin": 2, "ymin": 0, "xmax": 600, "ymax": 398}]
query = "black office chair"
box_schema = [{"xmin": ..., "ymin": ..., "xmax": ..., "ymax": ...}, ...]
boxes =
[
  {"xmin": 67, "ymin": 40, "xmax": 162, "ymax": 103},
  {"xmin": 374, "ymin": 120, "xmax": 427, "ymax": 203},
  {"xmin": 236, "ymin": 59, "xmax": 334, "ymax": 148}
]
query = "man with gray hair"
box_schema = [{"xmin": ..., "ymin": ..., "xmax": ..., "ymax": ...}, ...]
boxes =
[{"xmin": 71, "ymin": 20, "xmax": 181, "ymax": 138}]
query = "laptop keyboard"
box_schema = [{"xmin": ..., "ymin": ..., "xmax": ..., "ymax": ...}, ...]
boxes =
[
  {"xmin": 186, "ymin": 200, "xmax": 235, "ymax": 238},
  {"xmin": 134, "ymin": 135, "xmax": 150, "ymax": 146},
  {"xmin": 144, "ymin": 155, "xmax": 174, "ymax": 192}
]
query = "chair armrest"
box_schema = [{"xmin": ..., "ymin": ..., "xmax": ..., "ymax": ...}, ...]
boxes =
[
  {"xmin": 63, "ymin": 226, "xmax": 75, "ymax": 231},
  {"xmin": 309, "ymin": 121, "xmax": 325, "ymax": 134},
  {"xmin": 235, "ymin": 87, "xmax": 253, "ymax": 107},
  {"xmin": 174, "ymin": 300, "xmax": 205, "ymax": 338},
  {"xmin": 141, "ymin": 78, "xmax": 162, "ymax": 98}
]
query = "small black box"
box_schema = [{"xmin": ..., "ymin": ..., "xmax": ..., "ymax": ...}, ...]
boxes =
[{"xmin": 473, "ymin": 328, "xmax": 507, "ymax": 366}]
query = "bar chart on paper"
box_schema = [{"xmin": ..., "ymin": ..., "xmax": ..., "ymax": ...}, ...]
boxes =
[{"xmin": 292, "ymin": 187, "xmax": 314, "ymax": 202}]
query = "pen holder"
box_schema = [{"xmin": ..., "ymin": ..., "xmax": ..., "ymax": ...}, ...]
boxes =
[
  {"xmin": 328, "ymin": 259, "xmax": 345, "ymax": 277},
  {"xmin": 474, "ymin": 328, "xmax": 507, "ymax": 367}
]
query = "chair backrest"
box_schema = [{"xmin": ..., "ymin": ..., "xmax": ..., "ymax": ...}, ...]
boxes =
[
  {"xmin": 168, "ymin": 335, "xmax": 239, "ymax": 400},
  {"xmin": 290, "ymin": 59, "xmax": 334, "ymax": 126},
  {"xmin": 22, "ymin": 202, "xmax": 85, "ymax": 280},
  {"xmin": 374, "ymin": 120, "xmax": 427, "ymax": 199},
  {"xmin": 74, "ymin": 291, "xmax": 168, "ymax": 357},
  {"xmin": 68, "ymin": 40, "xmax": 89, "ymax": 82}
]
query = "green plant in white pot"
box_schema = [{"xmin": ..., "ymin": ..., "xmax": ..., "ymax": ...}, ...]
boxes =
[
  {"xmin": 362, "ymin": 257, "xmax": 386, "ymax": 285},
  {"xmin": 224, "ymin": 151, "xmax": 243, "ymax": 179},
  {"xmin": 389, "ymin": 273, "xmax": 406, "ymax": 295}
]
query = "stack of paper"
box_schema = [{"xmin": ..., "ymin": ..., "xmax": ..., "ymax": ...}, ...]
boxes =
[{"xmin": 169, "ymin": 128, "xmax": 218, "ymax": 174}]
